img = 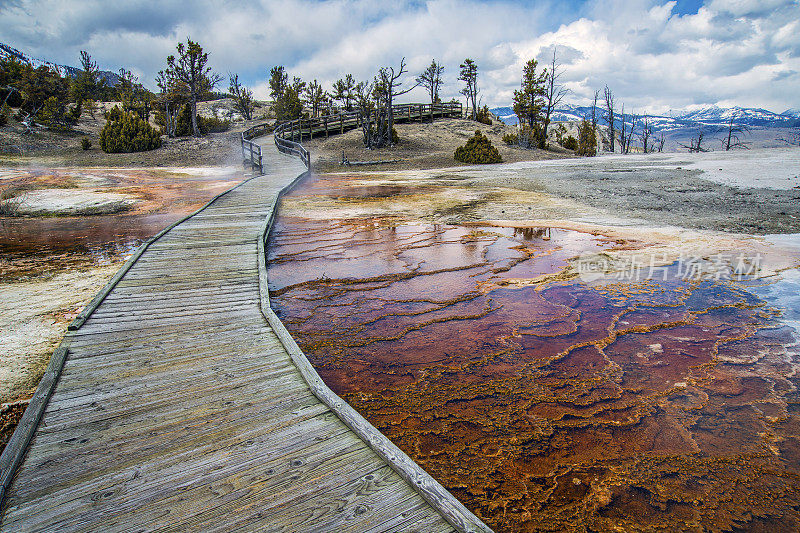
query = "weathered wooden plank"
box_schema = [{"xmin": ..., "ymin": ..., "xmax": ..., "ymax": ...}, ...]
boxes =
[
  {"xmin": 97, "ymin": 435, "xmax": 378, "ymax": 532},
  {"xmin": 66, "ymin": 172, "xmax": 269, "ymax": 332},
  {"xmin": 0, "ymin": 133, "xmax": 488, "ymax": 533},
  {"xmin": 62, "ymin": 334, "xmax": 286, "ymax": 370},
  {"xmin": 0, "ymin": 344, "xmax": 69, "ymax": 504},
  {"xmin": 8, "ymin": 399, "xmax": 335, "ymax": 508},
  {"xmin": 38, "ymin": 366, "xmax": 311, "ymax": 434},
  {"xmin": 363, "ymin": 497, "xmax": 457, "ymax": 533},
  {"xmin": 257, "ymin": 188, "xmax": 491, "ymax": 533},
  {"xmin": 44, "ymin": 350, "xmax": 298, "ymax": 415},
  {"xmin": 4, "ymin": 409, "xmax": 346, "ymax": 529}
]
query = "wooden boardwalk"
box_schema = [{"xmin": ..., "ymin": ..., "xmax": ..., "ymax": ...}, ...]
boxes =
[{"xmin": 0, "ymin": 139, "xmax": 489, "ymax": 532}]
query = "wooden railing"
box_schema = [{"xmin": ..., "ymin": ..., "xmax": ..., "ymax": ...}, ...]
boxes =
[
  {"xmin": 241, "ymin": 123, "xmax": 270, "ymax": 174},
  {"xmin": 271, "ymin": 102, "xmax": 462, "ymax": 170},
  {"xmin": 273, "ymin": 124, "xmax": 311, "ymax": 170}
]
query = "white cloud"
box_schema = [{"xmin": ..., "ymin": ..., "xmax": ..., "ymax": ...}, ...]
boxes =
[
  {"xmin": 496, "ymin": 0, "xmax": 800, "ymax": 112},
  {"xmin": 0, "ymin": 0, "xmax": 798, "ymax": 113}
]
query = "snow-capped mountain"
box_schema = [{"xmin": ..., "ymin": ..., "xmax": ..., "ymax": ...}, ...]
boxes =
[
  {"xmin": 493, "ymin": 104, "xmax": 587, "ymax": 125},
  {"xmin": 0, "ymin": 42, "xmax": 120, "ymax": 86},
  {"xmin": 491, "ymin": 103, "xmax": 800, "ymax": 130},
  {"xmin": 679, "ymin": 105, "xmax": 790, "ymax": 127},
  {"xmin": 491, "ymin": 106, "xmax": 519, "ymax": 125}
]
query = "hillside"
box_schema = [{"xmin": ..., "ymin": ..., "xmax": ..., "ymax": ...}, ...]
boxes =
[
  {"xmin": 492, "ymin": 104, "xmax": 800, "ymax": 151},
  {"xmin": 492, "ymin": 104, "xmax": 800, "ymax": 129},
  {"xmin": 302, "ymin": 117, "xmax": 574, "ymax": 172},
  {"xmin": 0, "ymin": 42, "xmax": 120, "ymax": 86}
]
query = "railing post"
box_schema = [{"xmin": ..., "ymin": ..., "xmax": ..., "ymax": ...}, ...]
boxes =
[
  {"xmin": 340, "ymin": 114, "xmax": 344, "ymax": 134},
  {"xmin": 324, "ymin": 116, "xmax": 329, "ymax": 138}
]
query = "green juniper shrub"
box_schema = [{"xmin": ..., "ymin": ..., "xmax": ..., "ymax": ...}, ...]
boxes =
[
  {"xmin": 518, "ymin": 123, "xmax": 546, "ymax": 149},
  {"xmin": 175, "ymin": 103, "xmax": 230, "ymax": 136},
  {"xmin": 99, "ymin": 106, "xmax": 162, "ymax": 153},
  {"xmin": 562, "ymin": 135, "xmax": 578, "ymax": 151},
  {"xmin": 37, "ymin": 96, "xmax": 78, "ymax": 131},
  {"xmin": 0, "ymin": 103, "xmax": 10, "ymax": 126},
  {"xmin": 81, "ymin": 137, "xmax": 92, "ymax": 150},
  {"xmin": 200, "ymin": 115, "xmax": 231, "ymax": 133},
  {"xmin": 175, "ymin": 103, "xmax": 193, "ymax": 136},
  {"xmin": 454, "ymin": 130, "xmax": 503, "ymax": 164},
  {"xmin": 554, "ymin": 123, "xmax": 567, "ymax": 146},
  {"xmin": 70, "ymin": 100, "xmax": 82, "ymax": 121},
  {"xmin": 577, "ymin": 118, "xmax": 597, "ymax": 157},
  {"xmin": 366, "ymin": 125, "xmax": 399, "ymax": 145},
  {"xmin": 475, "ymin": 105, "xmax": 493, "ymax": 125},
  {"xmin": 502, "ymin": 132, "xmax": 518, "ymax": 145}
]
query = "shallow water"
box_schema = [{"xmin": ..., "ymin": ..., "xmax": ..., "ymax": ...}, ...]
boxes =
[
  {"xmin": 0, "ymin": 166, "xmax": 242, "ymax": 279},
  {"xmin": 0, "ymin": 213, "xmax": 181, "ymax": 279},
  {"xmin": 268, "ymin": 178, "xmax": 800, "ymax": 531}
]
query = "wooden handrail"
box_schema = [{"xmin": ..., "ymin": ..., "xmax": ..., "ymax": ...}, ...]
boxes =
[
  {"xmin": 261, "ymin": 102, "xmax": 463, "ymax": 171},
  {"xmin": 241, "ymin": 124, "xmax": 269, "ymax": 174}
]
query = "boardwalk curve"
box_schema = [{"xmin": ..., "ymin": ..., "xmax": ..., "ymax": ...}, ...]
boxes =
[{"xmin": 0, "ymin": 135, "xmax": 491, "ymax": 532}]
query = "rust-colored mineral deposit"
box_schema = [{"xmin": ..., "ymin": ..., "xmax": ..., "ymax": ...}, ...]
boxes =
[{"xmin": 268, "ymin": 176, "xmax": 800, "ymax": 532}]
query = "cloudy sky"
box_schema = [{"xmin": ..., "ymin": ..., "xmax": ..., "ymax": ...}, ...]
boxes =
[{"xmin": 1, "ymin": 0, "xmax": 798, "ymax": 114}]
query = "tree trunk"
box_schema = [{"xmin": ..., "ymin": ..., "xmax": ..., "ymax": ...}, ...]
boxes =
[
  {"xmin": 471, "ymin": 91, "xmax": 477, "ymax": 120},
  {"xmin": 543, "ymin": 108, "xmax": 551, "ymax": 145},
  {"xmin": 387, "ymin": 91, "xmax": 394, "ymax": 145},
  {"xmin": 190, "ymin": 92, "xmax": 200, "ymax": 137}
]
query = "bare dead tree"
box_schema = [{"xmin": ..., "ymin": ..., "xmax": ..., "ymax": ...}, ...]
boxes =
[
  {"xmin": 354, "ymin": 81, "xmax": 375, "ymax": 148},
  {"xmin": 721, "ymin": 118, "xmax": 750, "ymax": 150},
  {"xmin": 2, "ymin": 85, "xmax": 20, "ymax": 107},
  {"xmin": 604, "ymin": 85, "xmax": 615, "ymax": 152},
  {"xmin": 657, "ymin": 132, "xmax": 666, "ymax": 152},
  {"xmin": 639, "ymin": 116, "xmax": 654, "ymax": 153},
  {"xmin": 591, "ymin": 90, "xmax": 600, "ymax": 152},
  {"xmin": 372, "ymin": 57, "xmax": 418, "ymax": 147},
  {"xmin": 626, "ymin": 115, "xmax": 637, "ymax": 153},
  {"xmin": 680, "ymin": 129, "xmax": 709, "ymax": 152},
  {"xmin": 542, "ymin": 49, "xmax": 568, "ymax": 145},
  {"xmin": 19, "ymin": 109, "xmax": 37, "ymax": 134},
  {"xmin": 619, "ymin": 107, "xmax": 637, "ymax": 154}
]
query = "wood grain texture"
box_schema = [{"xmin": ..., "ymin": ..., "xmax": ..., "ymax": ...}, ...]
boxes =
[
  {"xmin": 259, "ymin": 139, "xmax": 492, "ymax": 533},
  {"xmin": 0, "ymin": 137, "xmax": 484, "ymax": 532}
]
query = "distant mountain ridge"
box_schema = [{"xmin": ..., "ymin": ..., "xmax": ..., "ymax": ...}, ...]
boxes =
[
  {"xmin": 0, "ymin": 42, "xmax": 120, "ymax": 86},
  {"xmin": 492, "ymin": 104, "xmax": 800, "ymax": 130}
]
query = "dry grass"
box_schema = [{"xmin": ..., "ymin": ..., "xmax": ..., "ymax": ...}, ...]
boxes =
[{"xmin": 303, "ymin": 117, "xmax": 575, "ymax": 172}]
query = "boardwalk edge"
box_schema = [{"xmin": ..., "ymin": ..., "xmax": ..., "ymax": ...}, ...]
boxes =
[
  {"xmin": 258, "ymin": 158, "xmax": 493, "ymax": 533},
  {"xmin": 0, "ymin": 165, "xmax": 266, "ymax": 512}
]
